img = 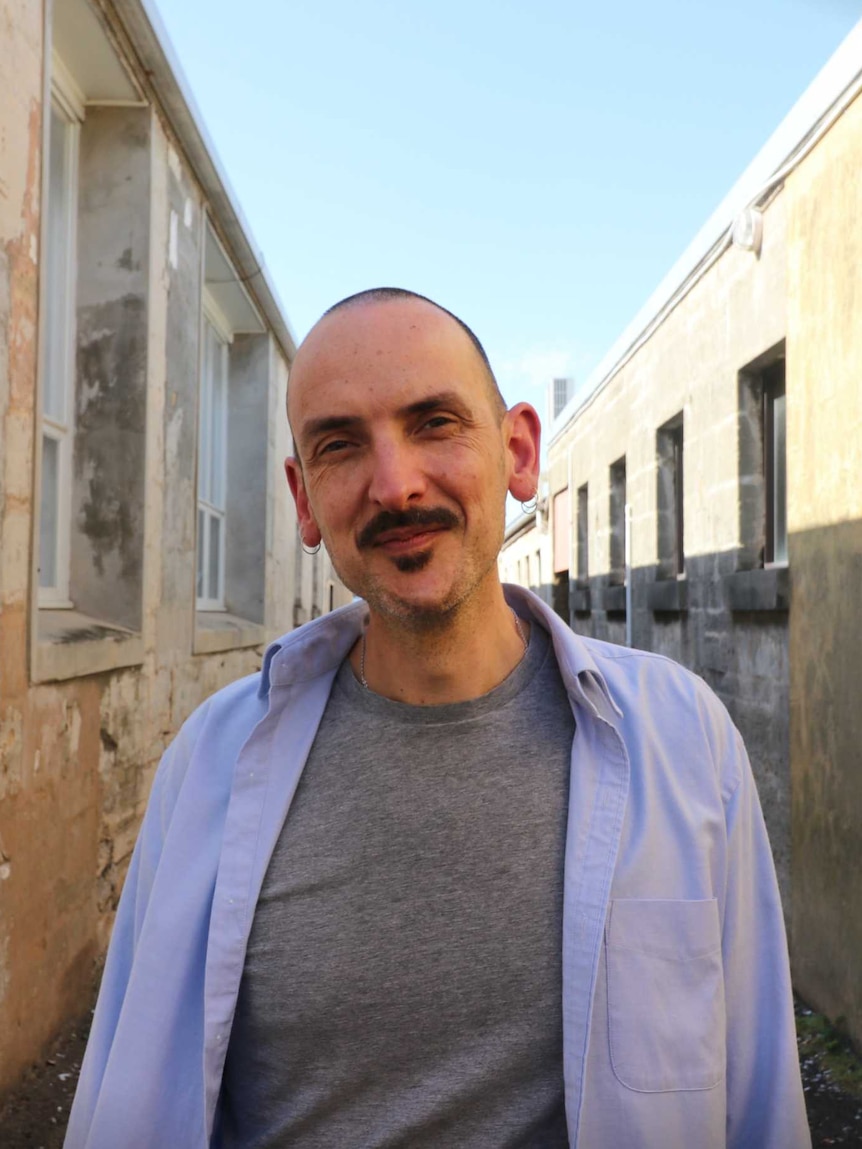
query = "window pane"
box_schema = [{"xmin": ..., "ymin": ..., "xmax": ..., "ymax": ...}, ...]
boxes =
[
  {"xmin": 674, "ymin": 427, "xmax": 684, "ymax": 575},
  {"xmin": 211, "ymin": 340, "xmax": 227, "ymax": 509},
  {"xmin": 196, "ymin": 507, "xmax": 206, "ymax": 599},
  {"xmin": 39, "ymin": 436, "xmax": 59, "ymax": 588},
  {"xmin": 773, "ymin": 392, "xmax": 787, "ymax": 563},
  {"xmin": 200, "ymin": 321, "xmax": 227, "ymax": 512},
  {"xmin": 577, "ymin": 485, "xmax": 589, "ymax": 580},
  {"xmin": 198, "ymin": 328, "xmax": 212, "ymax": 502},
  {"xmin": 43, "ymin": 108, "xmax": 72, "ymax": 423},
  {"xmin": 609, "ymin": 460, "xmax": 626, "ymax": 580},
  {"xmin": 208, "ymin": 513, "xmax": 222, "ymax": 603}
]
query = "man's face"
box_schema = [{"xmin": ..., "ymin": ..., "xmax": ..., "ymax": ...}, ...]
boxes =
[{"xmin": 286, "ymin": 299, "xmax": 534, "ymax": 626}]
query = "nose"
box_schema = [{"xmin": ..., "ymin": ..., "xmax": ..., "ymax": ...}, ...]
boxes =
[{"xmin": 366, "ymin": 438, "xmax": 427, "ymax": 510}]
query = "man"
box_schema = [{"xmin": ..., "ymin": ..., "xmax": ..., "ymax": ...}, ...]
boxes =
[{"xmin": 66, "ymin": 288, "xmax": 810, "ymax": 1149}]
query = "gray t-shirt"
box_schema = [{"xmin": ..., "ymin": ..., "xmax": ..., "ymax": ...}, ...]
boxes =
[{"xmin": 221, "ymin": 621, "xmax": 574, "ymax": 1148}]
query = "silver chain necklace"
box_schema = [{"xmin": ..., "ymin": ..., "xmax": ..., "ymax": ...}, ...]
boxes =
[{"xmin": 359, "ymin": 608, "xmax": 528, "ymax": 691}]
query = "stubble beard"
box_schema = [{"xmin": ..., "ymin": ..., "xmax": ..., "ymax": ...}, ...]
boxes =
[
  {"xmin": 344, "ymin": 535, "xmax": 505, "ymax": 635},
  {"xmin": 324, "ymin": 496, "xmax": 508, "ymax": 633}
]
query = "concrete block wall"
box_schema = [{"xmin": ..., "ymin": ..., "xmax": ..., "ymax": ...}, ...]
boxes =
[
  {"xmin": 547, "ymin": 190, "xmax": 792, "ymax": 909},
  {"xmin": 549, "ymin": 82, "xmax": 862, "ymax": 1052}
]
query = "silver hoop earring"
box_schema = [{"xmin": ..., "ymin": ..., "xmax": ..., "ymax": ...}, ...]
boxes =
[
  {"xmin": 521, "ymin": 490, "xmax": 538, "ymax": 514},
  {"xmin": 300, "ymin": 538, "xmax": 321, "ymax": 556}
]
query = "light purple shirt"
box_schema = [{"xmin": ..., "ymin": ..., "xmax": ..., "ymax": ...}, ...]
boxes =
[{"xmin": 65, "ymin": 586, "xmax": 810, "ymax": 1149}]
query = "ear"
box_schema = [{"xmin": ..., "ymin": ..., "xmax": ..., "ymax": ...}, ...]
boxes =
[
  {"xmin": 503, "ymin": 402, "xmax": 541, "ymax": 502},
  {"xmin": 284, "ymin": 457, "xmax": 322, "ymax": 548}
]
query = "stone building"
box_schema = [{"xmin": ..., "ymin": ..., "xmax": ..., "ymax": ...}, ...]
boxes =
[
  {"xmin": 497, "ymin": 479, "xmax": 554, "ymax": 610},
  {"xmin": 0, "ymin": 0, "xmax": 350, "ymax": 1093},
  {"xmin": 547, "ymin": 22, "xmax": 862, "ymax": 1047}
]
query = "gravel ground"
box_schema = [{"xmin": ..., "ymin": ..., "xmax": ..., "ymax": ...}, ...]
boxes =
[{"xmin": 0, "ymin": 997, "xmax": 860, "ymax": 1146}]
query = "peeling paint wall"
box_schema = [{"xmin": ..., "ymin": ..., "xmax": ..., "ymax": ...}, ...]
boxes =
[
  {"xmin": 0, "ymin": 0, "xmax": 48, "ymax": 1092},
  {"xmin": 226, "ymin": 333, "xmax": 269, "ymax": 623},
  {"xmin": 0, "ymin": 0, "xmax": 349, "ymax": 1097}
]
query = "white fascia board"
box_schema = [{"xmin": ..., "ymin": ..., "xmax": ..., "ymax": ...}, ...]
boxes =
[
  {"xmin": 112, "ymin": 0, "xmax": 298, "ymax": 363},
  {"xmin": 549, "ymin": 16, "xmax": 862, "ymax": 448}
]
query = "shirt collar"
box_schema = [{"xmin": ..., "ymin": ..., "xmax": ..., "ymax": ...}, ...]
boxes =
[
  {"xmin": 259, "ymin": 600, "xmax": 368, "ymax": 696},
  {"xmin": 502, "ymin": 585, "xmax": 623, "ymax": 720},
  {"xmin": 258, "ymin": 585, "xmax": 622, "ymax": 720}
]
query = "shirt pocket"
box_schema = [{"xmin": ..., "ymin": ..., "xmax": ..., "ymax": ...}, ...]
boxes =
[{"xmin": 605, "ymin": 897, "xmax": 725, "ymax": 1093}]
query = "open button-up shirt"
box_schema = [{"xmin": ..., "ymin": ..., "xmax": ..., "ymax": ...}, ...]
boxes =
[{"xmin": 65, "ymin": 587, "xmax": 810, "ymax": 1149}]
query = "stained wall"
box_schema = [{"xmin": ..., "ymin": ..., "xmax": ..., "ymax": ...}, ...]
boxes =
[
  {"xmin": 785, "ymin": 90, "xmax": 862, "ymax": 1045},
  {"xmin": 0, "ymin": 0, "xmax": 349, "ymax": 1094}
]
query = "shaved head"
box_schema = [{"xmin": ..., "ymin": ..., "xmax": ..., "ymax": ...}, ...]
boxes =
[{"xmin": 289, "ymin": 288, "xmax": 507, "ymax": 432}]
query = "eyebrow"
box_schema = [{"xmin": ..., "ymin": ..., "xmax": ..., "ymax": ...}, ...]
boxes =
[
  {"xmin": 300, "ymin": 390, "xmax": 471, "ymax": 443},
  {"xmin": 301, "ymin": 414, "xmax": 363, "ymax": 441}
]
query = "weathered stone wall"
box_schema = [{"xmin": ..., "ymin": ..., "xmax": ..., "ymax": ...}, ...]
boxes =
[
  {"xmin": 547, "ymin": 192, "xmax": 792, "ymax": 907},
  {"xmin": 785, "ymin": 91, "xmax": 862, "ymax": 1047},
  {"xmin": 0, "ymin": 0, "xmax": 349, "ymax": 1095}
]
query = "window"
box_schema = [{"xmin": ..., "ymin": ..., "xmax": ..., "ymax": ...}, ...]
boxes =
[
  {"xmin": 38, "ymin": 93, "xmax": 81, "ymax": 605},
  {"xmin": 33, "ymin": 21, "xmax": 152, "ymax": 678},
  {"xmin": 552, "ymin": 488, "xmax": 570, "ymax": 576},
  {"xmin": 576, "ymin": 483, "xmax": 589, "ymax": 583},
  {"xmin": 194, "ymin": 224, "xmax": 271, "ymax": 636},
  {"xmin": 656, "ymin": 415, "xmax": 684, "ymax": 578},
  {"xmin": 763, "ymin": 361, "xmax": 787, "ymax": 565},
  {"xmin": 552, "ymin": 486, "xmax": 570, "ymax": 621},
  {"xmin": 609, "ymin": 457, "xmax": 627, "ymax": 584},
  {"xmin": 738, "ymin": 347, "xmax": 787, "ymax": 570},
  {"xmin": 725, "ymin": 348, "xmax": 789, "ymax": 613},
  {"xmin": 196, "ymin": 311, "xmax": 229, "ymax": 608}
]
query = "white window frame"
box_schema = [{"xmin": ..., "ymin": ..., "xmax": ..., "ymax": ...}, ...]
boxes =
[
  {"xmin": 196, "ymin": 296, "xmax": 232, "ymax": 611},
  {"xmin": 38, "ymin": 64, "xmax": 84, "ymax": 608}
]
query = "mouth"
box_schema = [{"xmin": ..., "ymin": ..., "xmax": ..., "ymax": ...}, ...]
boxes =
[
  {"xmin": 373, "ymin": 525, "xmax": 448, "ymax": 553},
  {"xmin": 357, "ymin": 507, "xmax": 462, "ymax": 553}
]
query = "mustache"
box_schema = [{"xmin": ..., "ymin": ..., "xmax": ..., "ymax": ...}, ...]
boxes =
[{"xmin": 356, "ymin": 506, "xmax": 462, "ymax": 550}]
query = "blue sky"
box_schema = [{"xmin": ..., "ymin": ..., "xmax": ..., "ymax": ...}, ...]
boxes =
[{"xmin": 156, "ymin": 0, "xmax": 859, "ymax": 413}]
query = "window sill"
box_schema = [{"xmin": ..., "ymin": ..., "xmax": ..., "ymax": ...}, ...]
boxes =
[
  {"xmin": 723, "ymin": 566, "xmax": 790, "ymax": 613},
  {"xmin": 194, "ymin": 611, "xmax": 265, "ymax": 655},
  {"xmin": 647, "ymin": 577, "xmax": 688, "ymax": 614},
  {"xmin": 603, "ymin": 583, "xmax": 627, "ymax": 614},
  {"xmin": 35, "ymin": 610, "xmax": 143, "ymax": 683}
]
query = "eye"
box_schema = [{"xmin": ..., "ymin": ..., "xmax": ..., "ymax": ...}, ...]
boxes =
[
  {"xmin": 420, "ymin": 415, "xmax": 456, "ymax": 431},
  {"xmin": 318, "ymin": 438, "xmax": 353, "ymax": 456}
]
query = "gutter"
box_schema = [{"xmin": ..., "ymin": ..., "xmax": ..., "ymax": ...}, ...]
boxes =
[
  {"xmin": 111, "ymin": 0, "xmax": 298, "ymax": 364},
  {"xmin": 549, "ymin": 16, "xmax": 862, "ymax": 447}
]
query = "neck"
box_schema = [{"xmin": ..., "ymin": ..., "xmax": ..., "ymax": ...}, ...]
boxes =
[{"xmin": 352, "ymin": 583, "xmax": 531, "ymax": 705}]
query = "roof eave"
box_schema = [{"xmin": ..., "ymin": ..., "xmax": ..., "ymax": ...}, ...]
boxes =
[{"xmin": 112, "ymin": 0, "xmax": 298, "ymax": 364}]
